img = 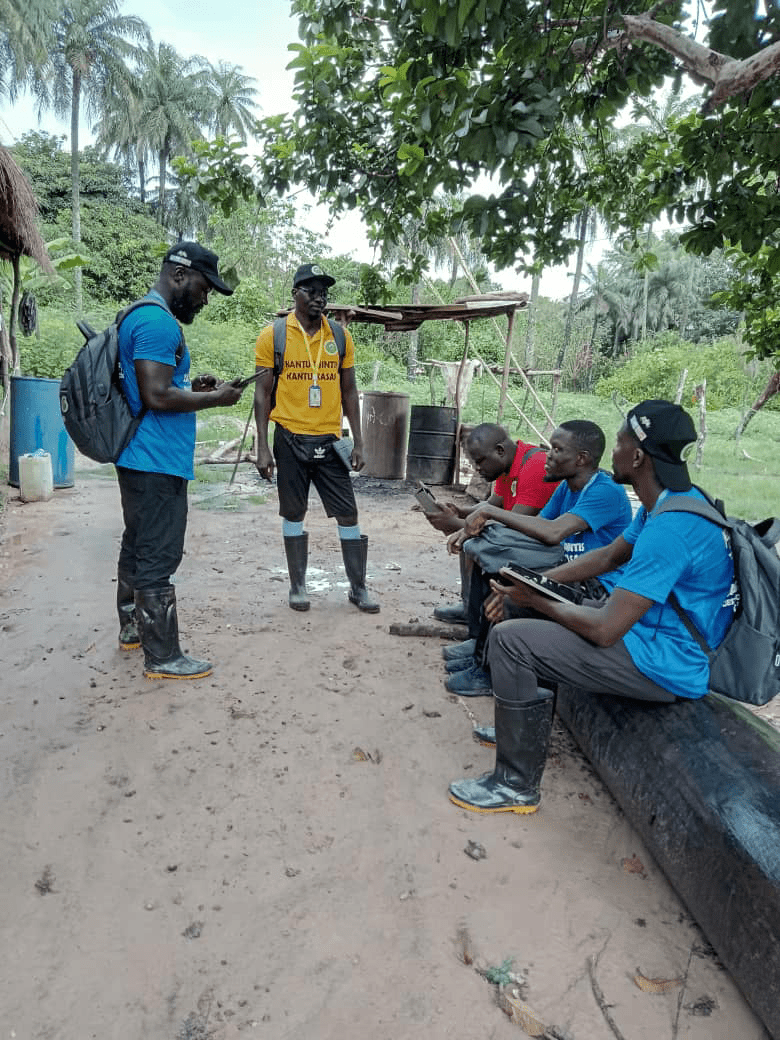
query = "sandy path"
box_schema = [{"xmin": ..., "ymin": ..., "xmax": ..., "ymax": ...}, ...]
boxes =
[{"xmin": 0, "ymin": 468, "xmax": 768, "ymax": 1040}]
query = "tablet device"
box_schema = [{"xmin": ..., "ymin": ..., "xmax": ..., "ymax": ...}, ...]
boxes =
[{"xmin": 498, "ymin": 565, "xmax": 583, "ymax": 605}]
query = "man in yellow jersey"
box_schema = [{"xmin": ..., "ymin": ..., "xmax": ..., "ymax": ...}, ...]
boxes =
[{"xmin": 253, "ymin": 263, "xmax": 379, "ymax": 613}]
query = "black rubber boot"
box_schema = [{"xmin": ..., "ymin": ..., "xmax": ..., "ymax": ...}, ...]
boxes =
[
  {"xmin": 135, "ymin": 586, "xmax": 212, "ymax": 680},
  {"xmin": 117, "ymin": 572, "xmax": 140, "ymax": 650},
  {"xmin": 449, "ymin": 692, "xmax": 554, "ymax": 814},
  {"xmin": 283, "ymin": 533, "xmax": 311, "ymax": 611},
  {"xmin": 341, "ymin": 535, "xmax": 380, "ymax": 613}
]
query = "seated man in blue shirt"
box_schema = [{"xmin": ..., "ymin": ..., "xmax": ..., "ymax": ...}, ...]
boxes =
[
  {"xmin": 443, "ymin": 420, "xmax": 632, "ymax": 695},
  {"xmin": 448, "ymin": 399, "xmax": 737, "ymax": 814}
]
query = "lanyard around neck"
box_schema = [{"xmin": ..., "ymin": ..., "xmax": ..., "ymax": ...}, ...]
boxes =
[{"xmin": 295, "ymin": 318, "xmax": 325, "ymax": 384}]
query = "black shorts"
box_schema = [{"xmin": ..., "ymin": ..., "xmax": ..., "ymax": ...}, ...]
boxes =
[{"xmin": 273, "ymin": 424, "xmax": 357, "ymax": 522}]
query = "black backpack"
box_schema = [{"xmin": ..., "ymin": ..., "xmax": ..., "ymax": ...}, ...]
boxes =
[
  {"xmin": 270, "ymin": 315, "xmax": 346, "ymax": 409},
  {"xmin": 656, "ymin": 493, "xmax": 780, "ymax": 706},
  {"xmin": 59, "ymin": 300, "xmax": 181, "ymax": 463}
]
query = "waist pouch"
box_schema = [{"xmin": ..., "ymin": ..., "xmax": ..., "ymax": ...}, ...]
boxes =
[{"xmin": 279, "ymin": 427, "xmax": 337, "ymax": 465}]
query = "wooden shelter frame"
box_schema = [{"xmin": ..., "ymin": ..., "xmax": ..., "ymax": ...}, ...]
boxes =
[{"xmin": 321, "ymin": 294, "xmax": 558, "ymax": 477}]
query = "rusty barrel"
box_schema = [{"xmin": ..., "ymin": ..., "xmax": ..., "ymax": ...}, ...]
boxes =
[{"xmin": 361, "ymin": 391, "xmax": 411, "ymax": 479}]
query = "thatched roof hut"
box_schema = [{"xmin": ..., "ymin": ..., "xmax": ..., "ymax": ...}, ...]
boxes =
[{"xmin": 0, "ymin": 145, "xmax": 53, "ymax": 273}]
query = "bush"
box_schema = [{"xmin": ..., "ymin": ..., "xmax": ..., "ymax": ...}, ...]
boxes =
[
  {"xmin": 595, "ymin": 332, "xmax": 776, "ymax": 411},
  {"xmin": 205, "ymin": 278, "xmax": 275, "ymax": 327}
]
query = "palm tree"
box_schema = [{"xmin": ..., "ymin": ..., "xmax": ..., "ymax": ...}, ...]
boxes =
[
  {"xmin": 93, "ymin": 87, "xmax": 151, "ymax": 202},
  {"xmin": 32, "ymin": 0, "xmax": 149, "ymax": 309},
  {"xmin": 0, "ymin": 0, "xmax": 52, "ymax": 110},
  {"xmin": 204, "ymin": 61, "xmax": 259, "ymax": 143},
  {"xmin": 134, "ymin": 43, "xmax": 209, "ymax": 224}
]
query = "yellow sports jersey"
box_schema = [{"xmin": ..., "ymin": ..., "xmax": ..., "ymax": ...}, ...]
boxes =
[{"xmin": 255, "ymin": 314, "xmax": 355, "ymax": 436}]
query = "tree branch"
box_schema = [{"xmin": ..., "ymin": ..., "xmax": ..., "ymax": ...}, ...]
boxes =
[{"xmin": 571, "ymin": 13, "xmax": 780, "ymax": 108}]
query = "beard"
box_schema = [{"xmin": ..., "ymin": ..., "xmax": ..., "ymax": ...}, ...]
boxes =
[{"xmin": 169, "ymin": 288, "xmax": 201, "ymax": 325}]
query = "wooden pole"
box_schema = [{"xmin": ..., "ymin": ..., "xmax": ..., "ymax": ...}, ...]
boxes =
[
  {"xmin": 454, "ymin": 321, "xmax": 471, "ymax": 482},
  {"xmin": 497, "ymin": 308, "xmax": 515, "ymax": 424},
  {"xmin": 447, "ymin": 235, "xmax": 555, "ymax": 433},
  {"xmin": 471, "ymin": 349, "xmax": 549, "ymax": 445}
]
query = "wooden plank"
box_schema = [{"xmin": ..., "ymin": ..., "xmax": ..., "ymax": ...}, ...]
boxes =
[{"xmin": 557, "ymin": 685, "xmax": 780, "ymax": 1039}]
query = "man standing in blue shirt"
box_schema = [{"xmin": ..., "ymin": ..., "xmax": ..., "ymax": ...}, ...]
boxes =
[
  {"xmin": 448, "ymin": 400, "xmax": 737, "ymax": 814},
  {"xmin": 116, "ymin": 242, "xmax": 244, "ymax": 680}
]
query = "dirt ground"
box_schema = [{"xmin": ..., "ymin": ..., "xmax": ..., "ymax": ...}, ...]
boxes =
[{"xmin": 0, "ymin": 460, "xmax": 772, "ymax": 1040}]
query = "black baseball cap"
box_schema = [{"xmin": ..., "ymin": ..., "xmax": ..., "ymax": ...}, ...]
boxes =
[
  {"xmin": 626, "ymin": 399, "xmax": 697, "ymax": 491},
  {"xmin": 164, "ymin": 242, "xmax": 234, "ymax": 295},
  {"xmin": 292, "ymin": 263, "xmax": 336, "ymax": 288}
]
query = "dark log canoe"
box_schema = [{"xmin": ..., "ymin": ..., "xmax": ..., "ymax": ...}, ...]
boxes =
[{"xmin": 557, "ymin": 686, "xmax": 780, "ymax": 1039}]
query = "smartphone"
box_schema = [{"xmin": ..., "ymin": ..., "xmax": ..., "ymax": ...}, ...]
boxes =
[
  {"xmin": 234, "ymin": 370, "xmax": 264, "ymax": 390},
  {"xmin": 414, "ymin": 481, "xmax": 440, "ymax": 515}
]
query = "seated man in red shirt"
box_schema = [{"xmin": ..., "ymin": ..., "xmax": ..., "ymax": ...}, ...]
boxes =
[{"xmin": 425, "ymin": 423, "xmax": 558, "ymax": 623}]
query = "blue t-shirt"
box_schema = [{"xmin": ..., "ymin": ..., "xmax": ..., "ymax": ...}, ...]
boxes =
[
  {"xmin": 616, "ymin": 488, "xmax": 738, "ymax": 699},
  {"xmin": 540, "ymin": 470, "xmax": 633, "ymax": 561},
  {"xmin": 116, "ymin": 292, "xmax": 196, "ymax": 480}
]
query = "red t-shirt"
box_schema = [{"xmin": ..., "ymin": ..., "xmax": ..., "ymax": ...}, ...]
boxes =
[{"xmin": 493, "ymin": 441, "xmax": 557, "ymax": 511}]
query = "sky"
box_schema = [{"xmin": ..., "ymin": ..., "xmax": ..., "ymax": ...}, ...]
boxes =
[{"xmin": 0, "ymin": 0, "xmax": 596, "ymax": 301}]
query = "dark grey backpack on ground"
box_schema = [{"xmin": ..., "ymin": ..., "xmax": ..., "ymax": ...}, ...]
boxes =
[
  {"xmin": 657, "ymin": 494, "xmax": 780, "ymax": 706},
  {"xmin": 60, "ymin": 299, "xmax": 177, "ymax": 463}
]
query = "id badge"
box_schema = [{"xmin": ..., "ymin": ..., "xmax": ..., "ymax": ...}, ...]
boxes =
[{"xmin": 308, "ymin": 384, "xmax": 322, "ymax": 408}]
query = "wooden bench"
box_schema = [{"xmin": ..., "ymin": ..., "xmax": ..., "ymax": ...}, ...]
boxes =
[{"xmin": 557, "ymin": 686, "xmax": 780, "ymax": 1039}]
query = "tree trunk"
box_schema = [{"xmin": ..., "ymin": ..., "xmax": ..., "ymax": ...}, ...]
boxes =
[
  {"xmin": 158, "ymin": 142, "xmax": 169, "ymax": 224},
  {"xmin": 734, "ymin": 370, "xmax": 780, "ymax": 439},
  {"xmin": 70, "ymin": 69, "xmax": 83, "ymax": 314},
  {"xmin": 138, "ymin": 157, "xmax": 146, "ymax": 204},
  {"xmin": 0, "ymin": 283, "xmax": 11, "ymax": 412},
  {"xmin": 556, "ymin": 206, "xmax": 589, "ymax": 372}
]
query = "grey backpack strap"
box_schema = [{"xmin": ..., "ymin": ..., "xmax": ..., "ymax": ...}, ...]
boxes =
[
  {"xmin": 325, "ymin": 318, "xmax": 346, "ymax": 368},
  {"xmin": 655, "ymin": 494, "xmax": 730, "ymax": 657},
  {"xmin": 518, "ymin": 445, "xmax": 545, "ymax": 467},
  {"xmin": 653, "ymin": 494, "xmax": 731, "ymax": 529},
  {"xmin": 272, "ymin": 317, "xmax": 287, "ymax": 375}
]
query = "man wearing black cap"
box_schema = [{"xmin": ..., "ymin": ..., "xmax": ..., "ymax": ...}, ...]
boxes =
[
  {"xmin": 448, "ymin": 399, "xmax": 738, "ymax": 816},
  {"xmin": 115, "ymin": 241, "xmax": 245, "ymax": 679},
  {"xmin": 253, "ymin": 262, "xmax": 379, "ymax": 613}
]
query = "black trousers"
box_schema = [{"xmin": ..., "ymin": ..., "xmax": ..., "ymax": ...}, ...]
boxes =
[{"xmin": 116, "ymin": 467, "xmax": 188, "ymax": 590}]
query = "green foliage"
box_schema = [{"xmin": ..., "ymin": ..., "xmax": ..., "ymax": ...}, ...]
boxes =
[
  {"xmin": 203, "ymin": 279, "xmax": 274, "ymax": 327},
  {"xmin": 18, "ymin": 303, "xmax": 115, "ymax": 377},
  {"xmin": 254, "ymin": 0, "xmax": 682, "ymax": 272},
  {"xmin": 183, "ymin": 318, "xmax": 257, "ymax": 384},
  {"xmin": 12, "ymin": 131, "xmax": 165, "ymax": 304},
  {"xmin": 711, "ymin": 245, "xmax": 780, "ymax": 363},
  {"xmin": 47, "ymin": 201, "xmax": 166, "ymax": 303},
  {"xmin": 595, "ymin": 332, "xmax": 775, "ymax": 411},
  {"xmin": 12, "ymin": 132, "xmax": 145, "ymax": 220},
  {"xmin": 173, "ymin": 137, "xmax": 263, "ymax": 217}
]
